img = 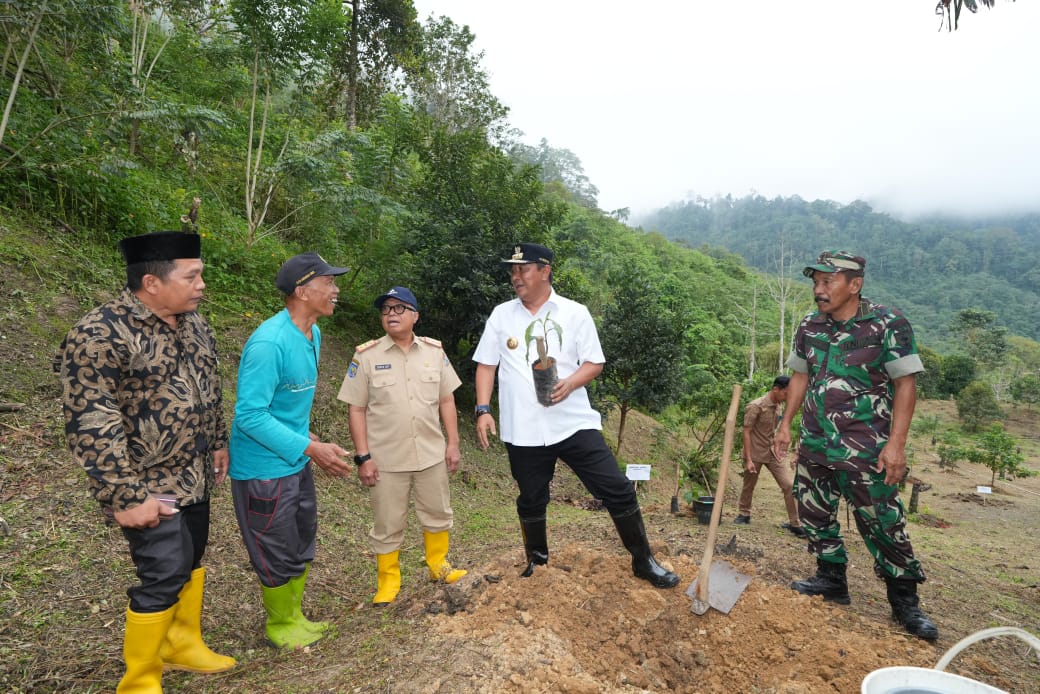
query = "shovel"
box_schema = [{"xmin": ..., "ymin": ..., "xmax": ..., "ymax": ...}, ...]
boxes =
[{"xmin": 686, "ymin": 383, "xmax": 751, "ymax": 615}]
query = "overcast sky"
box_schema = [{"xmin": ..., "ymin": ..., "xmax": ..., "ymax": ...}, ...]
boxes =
[{"xmin": 411, "ymin": 1, "xmax": 1039, "ymax": 220}]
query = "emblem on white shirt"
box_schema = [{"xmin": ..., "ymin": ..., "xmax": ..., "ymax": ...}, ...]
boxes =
[{"xmin": 506, "ymin": 337, "xmax": 518, "ymax": 350}]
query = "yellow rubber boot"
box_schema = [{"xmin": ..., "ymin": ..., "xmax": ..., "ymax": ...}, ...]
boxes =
[
  {"xmin": 158, "ymin": 567, "xmax": 236, "ymax": 673},
  {"xmin": 423, "ymin": 530, "xmax": 467, "ymax": 584},
  {"xmin": 373, "ymin": 551, "xmax": 401, "ymax": 606},
  {"xmin": 116, "ymin": 606, "xmax": 175, "ymax": 694}
]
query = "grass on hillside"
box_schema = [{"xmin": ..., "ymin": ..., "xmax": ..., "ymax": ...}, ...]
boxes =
[
  {"xmin": 0, "ymin": 213, "xmax": 690, "ymax": 692},
  {"xmin": 3, "ymin": 213, "xmax": 1039, "ymax": 693}
]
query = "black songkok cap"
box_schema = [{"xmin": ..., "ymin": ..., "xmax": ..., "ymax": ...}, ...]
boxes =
[{"xmin": 118, "ymin": 231, "xmax": 201, "ymax": 265}]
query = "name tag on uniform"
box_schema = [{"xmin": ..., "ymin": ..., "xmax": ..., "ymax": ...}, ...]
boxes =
[{"xmin": 375, "ymin": 364, "xmax": 392, "ymax": 370}]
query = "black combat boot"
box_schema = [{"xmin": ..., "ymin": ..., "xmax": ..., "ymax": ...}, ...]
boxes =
[
  {"xmin": 885, "ymin": 577, "xmax": 939, "ymax": 641},
  {"xmin": 519, "ymin": 517, "xmax": 549, "ymax": 577},
  {"xmin": 790, "ymin": 558, "xmax": 851, "ymax": 604},
  {"xmin": 610, "ymin": 508, "xmax": 680, "ymax": 588}
]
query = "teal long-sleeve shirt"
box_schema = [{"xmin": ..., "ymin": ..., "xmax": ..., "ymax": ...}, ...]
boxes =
[{"xmin": 229, "ymin": 308, "xmax": 320, "ymax": 480}]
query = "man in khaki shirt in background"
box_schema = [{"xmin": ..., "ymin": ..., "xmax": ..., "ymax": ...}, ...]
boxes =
[
  {"xmin": 337, "ymin": 286, "xmax": 467, "ymax": 605},
  {"xmin": 735, "ymin": 375, "xmax": 805, "ymax": 537}
]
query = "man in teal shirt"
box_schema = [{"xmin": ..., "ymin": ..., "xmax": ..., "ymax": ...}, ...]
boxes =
[{"xmin": 229, "ymin": 252, "xmax": 353, "ymax": 649}]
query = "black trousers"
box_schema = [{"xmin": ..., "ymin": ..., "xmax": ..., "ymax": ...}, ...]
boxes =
[
  {"xmin": 505, "ymin": 429, "xmax": 637, "ymax": 519},
  {"xmin": 231, "ymin": 463, "xmax": 318, "ymax": 588},
  {"xmin": 122, "ymin": 500, "xmax": 209, "ymax": 613}
]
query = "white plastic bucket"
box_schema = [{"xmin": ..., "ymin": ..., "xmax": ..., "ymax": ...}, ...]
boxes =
[
  {"xmin": 861, "ymin": 626, "xmax": 1039, "ymax": 694},
  {"xmin": 861, "ymin": 666, "xmax": 1007, "ymax": 694}
]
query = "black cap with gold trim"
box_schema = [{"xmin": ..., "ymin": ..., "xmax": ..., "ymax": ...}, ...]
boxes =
[
  {"xmin": 501, "ymin": 242, "xmax": 553, "ymax": 266},
  {"xmin": 275, "ymin": 252, "xmax": 349, "ymax": 295}
]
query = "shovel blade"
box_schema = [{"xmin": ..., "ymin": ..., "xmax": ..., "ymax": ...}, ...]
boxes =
[{"xmin": 684, "ymin": 559, "xmax": 752, "ymax": 615}]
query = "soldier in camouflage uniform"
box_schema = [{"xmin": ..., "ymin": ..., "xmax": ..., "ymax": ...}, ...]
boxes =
[{"xmin": 774, "ymin": 250, "xmax": 938, "ymax": 641}]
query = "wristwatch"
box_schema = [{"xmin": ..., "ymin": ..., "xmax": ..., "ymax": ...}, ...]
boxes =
[
  {"xmin": 353, "ymin": 453, "xmax": 372, "ymax": 465},
  {"xmin": 474, "ymin": 404, "xmax": 492, "ymax": 420}
]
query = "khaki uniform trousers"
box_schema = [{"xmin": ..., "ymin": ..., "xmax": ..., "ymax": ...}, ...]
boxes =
[
  {"xmin": 368, "ymin": 462, "xmax": 453, "ymax": 554},
  {"xmin": 738, "ymin": 456, "xmax": 799, "ymax": 525}
]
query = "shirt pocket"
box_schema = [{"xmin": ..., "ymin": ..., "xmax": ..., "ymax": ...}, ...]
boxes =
[
  {"xmin": 840, "ymin": 343, "xmax": 881, "ymax": 366},
  {"xmin": 372, "ymin": 373, "xmax": 397, "ymax": 390},
  {"xmin": 418, "ymin": 370, "xmax": 441, "ymax": 404}
]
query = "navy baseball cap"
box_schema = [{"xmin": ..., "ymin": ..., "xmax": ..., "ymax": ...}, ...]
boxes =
[
  {"xmin": 374, "ymin": 286, "xmax": 418, "ymax": 311},
  {"xmin": 275, "ymin": 252, "xmax": 349, "ymax": 295}
]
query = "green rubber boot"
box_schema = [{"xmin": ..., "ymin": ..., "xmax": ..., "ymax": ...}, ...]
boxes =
[
  {"xmin": 288, "ymin": 565, "xmax": 330, "ymax": 636},
  {"xmin": 260, "ymin": 581, "xmax": 325, "ymax": 649}
]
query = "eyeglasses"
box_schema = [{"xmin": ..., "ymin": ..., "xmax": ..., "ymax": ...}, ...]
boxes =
[{"xmin": 380, "ymin": 303, "xmax": 416, "ymax": 316}]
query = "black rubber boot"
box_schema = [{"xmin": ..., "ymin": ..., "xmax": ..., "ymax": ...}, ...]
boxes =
[
  {"xmin": 885, "ymin": 577, "xmax": 939, "ymax": 641},
  {"xmin": 790, "ymin": 558, "xmax": 851, "ymax": 604},
  {"xmin": 610, "ymin": 508, "xmax": 680, "ymax": 588},
  {"xmin": 519, "ymin": 517, "xmax": 548, "ymax": 577}
]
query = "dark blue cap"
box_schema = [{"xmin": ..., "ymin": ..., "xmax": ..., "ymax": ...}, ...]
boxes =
[
  {"xmin": 276, "ymin": 252, "xmax": 349, "ymax": 294},
  {"xmin": 374, "ymin": 286, "xmax": 418, "ymax": 311},
  {"xmin": 501, "ymin": 242, "xmax": 553, "ymax": 266}
]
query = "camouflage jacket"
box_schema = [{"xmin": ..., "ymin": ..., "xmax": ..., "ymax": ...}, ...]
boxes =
[
  {"xmin": 786, "ymin": 298, "xmax": 923, "ymax": 469},
  {"xmin": 59, "ymin": 288, "xmax": 227, "ymax": 512}
]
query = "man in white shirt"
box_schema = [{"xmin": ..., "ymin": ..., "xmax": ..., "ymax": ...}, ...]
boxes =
[{"xmin": 473, "ymin": 242, "xmax": 678, "ymax": 588}]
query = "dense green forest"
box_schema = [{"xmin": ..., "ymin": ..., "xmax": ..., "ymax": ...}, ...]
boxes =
[
  {"xmin": 4, "ymin": 1, "xmax": 1038, "ymax": 468},
  {"xmin": 0, "ymin": 1, "xmax": 793, "ymax": 476},
  {"xmin": 639, "ymin": 196, "xmax": 1040, "ymax": 349}
]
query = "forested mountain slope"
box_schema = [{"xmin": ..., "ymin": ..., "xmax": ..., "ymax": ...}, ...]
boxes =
[{"xmin": 639, "ymin": 195, "xmax": 1040, "ymax": 349}]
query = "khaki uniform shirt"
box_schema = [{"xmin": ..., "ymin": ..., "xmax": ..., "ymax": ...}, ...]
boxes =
[
  {"xmin": 743, "ymin": 393, "xmax": 781, "ymax": 464},
  {"xmin": 337, "ymin": 334, "xmax": 461, "ymax": 472}
]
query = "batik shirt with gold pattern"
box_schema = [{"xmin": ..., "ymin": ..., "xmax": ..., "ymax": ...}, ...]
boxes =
[{"xmin": 59, "ymin": 288, "xmax": 227, "ymax": 512}]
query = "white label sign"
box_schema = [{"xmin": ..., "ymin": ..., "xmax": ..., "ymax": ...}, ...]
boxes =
[
  {"xmin": 976, "ymin": 485, "xmax": 992, "ymax": 494},
  {"xmin": 626, "ymin": 464, "xmax": 651, "ymax": 481}
]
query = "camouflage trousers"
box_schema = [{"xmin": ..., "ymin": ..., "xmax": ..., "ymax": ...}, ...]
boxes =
[{"xmin": 794, "ymin": 457, "xmax": 925, "ymax": 582}]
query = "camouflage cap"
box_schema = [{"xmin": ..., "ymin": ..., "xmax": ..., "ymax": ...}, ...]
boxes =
[{"xmin": 802, "ymin": 250, "xmax": 866, "ymax": 278}]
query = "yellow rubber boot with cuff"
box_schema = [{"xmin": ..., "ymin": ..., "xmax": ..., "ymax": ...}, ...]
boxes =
[
  {"xmin": 423, "ymin": 530, "xmax": 467, "ymax": 584},
  {"xmin": 373, "ymin": 551, "xmax": 401, "ymax": 605},
  {"xmin": 158, "ymin": 567, "xmax": 236, "ymax": 673}
]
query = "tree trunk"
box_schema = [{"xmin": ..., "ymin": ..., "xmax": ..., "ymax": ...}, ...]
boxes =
[
  {"xmin": 346, "ymin": 0, "xmax": 360, "ymax": 130},
  {"xmin": 616, "ymin": 403, "xmax": 630, "ymax": 455},
  {"xmin": 747, "ymin": 283, "xmax": 757, "ymax": 381},
  {"xmin": 0, "ymin": 7, "xmax": 44, "ymax": 148}
]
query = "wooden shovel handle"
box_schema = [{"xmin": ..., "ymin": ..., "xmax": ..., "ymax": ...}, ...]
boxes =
[{"xmin": 696, "ymin": 383, "xmax": 743, "ymax": 602}]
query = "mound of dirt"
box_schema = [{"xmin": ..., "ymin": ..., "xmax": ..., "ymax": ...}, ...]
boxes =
[
  {"xmin": 945, "ymin": 492, "xmax": 1014, "ymax": 507},
  {"xmin": 405, "ymin": 544, "xmax": 938, "ymax": 693}
]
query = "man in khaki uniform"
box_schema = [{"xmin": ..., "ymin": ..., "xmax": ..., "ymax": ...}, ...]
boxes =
[
  {"xmin": 337, "ymin": 286, "xmax": 466, "ymax": 605},
  {"xmin": 736, "ymin": 375, "xmax": 805, "ymax": 537}
]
